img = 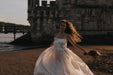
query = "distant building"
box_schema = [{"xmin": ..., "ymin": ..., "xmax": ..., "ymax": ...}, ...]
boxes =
[
  {"xmin": 0, "ymin": 22, "xmax": 30, "ymax": 33},
  {"xmin": 28, "ymin": 0, "xmax": 113, "ymax": 40}
]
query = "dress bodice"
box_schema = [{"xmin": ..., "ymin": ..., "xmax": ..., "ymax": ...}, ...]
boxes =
[{"xmin": 53, "ymin": 37, "xmax": 67, "ymax": 49}]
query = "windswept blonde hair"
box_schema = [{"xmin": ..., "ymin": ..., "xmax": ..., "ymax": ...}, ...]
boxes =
[{"xmin": 59, "ymin": 19, "xmax": 82, "ymax": 43}]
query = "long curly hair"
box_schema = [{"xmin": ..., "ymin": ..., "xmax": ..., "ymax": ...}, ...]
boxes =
[{"xmin": 58, "ymin": 19, "xmax": 82, "ymax": 43}]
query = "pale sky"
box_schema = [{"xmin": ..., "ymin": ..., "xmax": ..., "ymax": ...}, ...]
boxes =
[{"xmin": 0, "ymin": 0, "xmax": 56, "ymax": 26}]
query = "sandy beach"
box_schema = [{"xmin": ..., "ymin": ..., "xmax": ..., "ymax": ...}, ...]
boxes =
[{"xmin": 0, "ymin": 46, "xmax": 113, "ymax": 75}]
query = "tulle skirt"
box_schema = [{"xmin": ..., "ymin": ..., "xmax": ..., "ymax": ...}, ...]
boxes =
[{"xmin": 34, "ymin": 46, "xmax": 94, "ymax": 75}]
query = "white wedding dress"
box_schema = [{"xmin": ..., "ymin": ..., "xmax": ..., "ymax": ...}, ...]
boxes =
[{"xmin": 34, "ymin": 37, "xmax": 94, "ymax": 75}]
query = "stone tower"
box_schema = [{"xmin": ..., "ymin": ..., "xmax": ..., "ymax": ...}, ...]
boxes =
[{"xmin": 28, "ymin": 0, "xmax": 113, "ymax": 42}]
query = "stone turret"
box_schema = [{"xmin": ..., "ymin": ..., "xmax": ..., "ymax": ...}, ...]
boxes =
[{"xmin": 28, "ymin": 0, "xmax": 58, "ymax": 41}]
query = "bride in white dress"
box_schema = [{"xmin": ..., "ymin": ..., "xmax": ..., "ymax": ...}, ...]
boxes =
[{"xmin": 34, "ymin": 19, "xmax": 94, "ymax": 75}]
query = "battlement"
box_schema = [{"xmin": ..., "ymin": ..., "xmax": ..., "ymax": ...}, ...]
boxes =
[{"xmin": 39, "ymin": 0, "xmax": 56, "ymax": 6}]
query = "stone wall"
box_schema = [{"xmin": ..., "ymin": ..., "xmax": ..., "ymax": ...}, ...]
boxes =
[{"xmin": 56, "ymin": 0, "xmax": 113, "ymax": 35}]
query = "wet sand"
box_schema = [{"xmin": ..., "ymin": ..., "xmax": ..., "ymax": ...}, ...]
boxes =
[{"xmin": 0, "ymin": 46, "xmax": 113, "ymax": 75}]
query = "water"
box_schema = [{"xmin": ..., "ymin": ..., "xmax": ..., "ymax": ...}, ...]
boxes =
[
  {"xmin": 0, "ymin": 33, "xmax": 23, "ymax": 43},
  {"xmin": 1, "ymin": 33, "xmax": 113, "ymax": 51},
  {"xmin": 0, "ymin": 33, "xmax": 27, "ymax": 51}
]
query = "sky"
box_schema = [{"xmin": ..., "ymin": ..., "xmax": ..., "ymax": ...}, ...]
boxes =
[
  {"xmin": 0, "ymin": 0, "xmax": 56, "ymax": 26},
  {"xmin": 0, "ymin": 0, "xmax": 30, "ymax": 25}
]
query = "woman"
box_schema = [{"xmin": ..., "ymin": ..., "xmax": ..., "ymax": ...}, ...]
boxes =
[{"xmin": 34, "ymin": 19, "xmax": 96, "ymax": 75}]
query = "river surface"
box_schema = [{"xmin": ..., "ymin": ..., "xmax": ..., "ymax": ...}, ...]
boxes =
[
  {"xmin": 0, "ymin": 33, "xmax": 29, "ymax": 51},
  {"xmin": 0, "ymin": 33, "xmax": 113, "ymax": 51}
]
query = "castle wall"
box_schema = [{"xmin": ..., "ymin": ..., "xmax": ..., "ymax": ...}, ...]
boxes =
[{"xmin": 28, "ymin": 0, "xmax": 113, "ymax": 41}]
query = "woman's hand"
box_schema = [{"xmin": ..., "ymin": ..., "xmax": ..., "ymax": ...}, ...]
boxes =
[{"xmin": 85, "ymin": 50, "xmax": 101, "ymax": 58}]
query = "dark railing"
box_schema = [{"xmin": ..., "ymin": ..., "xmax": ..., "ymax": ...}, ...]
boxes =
[{"xmin": 0, "ymin": 26, "xmax": 31, "ymax": 33}]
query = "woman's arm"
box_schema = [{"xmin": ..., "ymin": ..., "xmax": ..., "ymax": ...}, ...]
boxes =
[
  {"xmin": 67, "ymin": 35, "xmax": 101, "ymax": 58},
  {"xmin": 67, "ymin": 35, "xmax": 87, "ymax": 53}
]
